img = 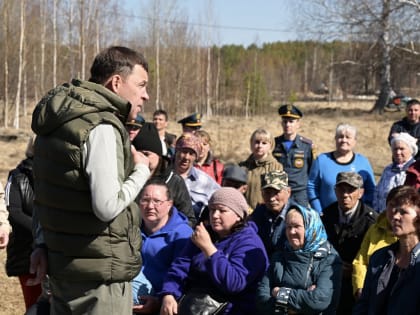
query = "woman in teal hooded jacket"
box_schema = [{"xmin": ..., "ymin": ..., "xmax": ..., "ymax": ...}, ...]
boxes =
[{"xmin": 256, "ymin": 205, "xmax": 342, "ymax": 315}]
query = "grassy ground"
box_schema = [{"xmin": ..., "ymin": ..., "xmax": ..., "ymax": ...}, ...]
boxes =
[{"xmin": 0, "ymin": 100, "xmax": 405, "ymax": 313}]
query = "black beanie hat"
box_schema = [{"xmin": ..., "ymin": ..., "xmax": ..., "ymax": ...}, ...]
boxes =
[{"xmin": 132, "ymin": 122, "xmax": 163, "ymax": 156}]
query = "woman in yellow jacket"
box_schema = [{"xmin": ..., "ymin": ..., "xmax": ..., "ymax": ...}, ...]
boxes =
[{"xmin": 352, "ymin": 188, "xmax": 399, "ymax": 299}]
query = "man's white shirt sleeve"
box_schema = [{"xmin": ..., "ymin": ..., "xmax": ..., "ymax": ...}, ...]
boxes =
[{"xmin": 84, "ymin": 124, "xmax": 150, "ymax": 222}]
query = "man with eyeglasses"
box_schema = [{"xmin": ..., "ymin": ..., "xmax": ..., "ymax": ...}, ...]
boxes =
[
  {"xmin": 250, "ymin": 170, "xmax": 298, "ymax": 257},
  {"xmin": 272, "ymin": 104, "xmax": 316, "ymax": 207},
  {"xmin": 322, "ymin": 172, "xmax": 377, "ymax": 315}
]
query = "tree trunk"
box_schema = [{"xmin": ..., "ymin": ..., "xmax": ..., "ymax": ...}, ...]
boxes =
[
  {"xmin": 155, "ymin": 14, "xmax": 161, "ymax": 109},
  {"xmin": 40, "ymin": 0, "xmax": 46, "ymax": 94},
  {"xmin": 14, "ymin": 0, "xmax": 26, "ymax": 129},
  {"xmin": 328, "ymin": 53, "xmax": 334, "ymax": 103},
  {"xmin": 3, "ymin": 1, "xmax": 10, "ymax": 128},
  {"xmin": 371, "ymin": 0, "xmax": 392, "ymax": 114},
  {"xmin": 53, "ymin": 0, "xmax": 58, "ymax": 87},
  {"xmin": 215, "ymin": 48, "xmax": 220, "ymax": 115},
  {"xmin": 206, "ymin": 46, "xmax": 212, "ymax": 117},
  {"xmin": 79, "ymin": 0, "xmax": 86, "ymax": 79}
]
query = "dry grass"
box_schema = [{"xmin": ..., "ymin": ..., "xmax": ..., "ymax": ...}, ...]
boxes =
[{"xmin": 0, "ymin": 100, "xmax": 406, "ymax": 313}]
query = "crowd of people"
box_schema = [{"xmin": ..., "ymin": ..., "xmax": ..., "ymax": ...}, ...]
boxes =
[{"xmin": 1, "ymin": 45, "xmax": 420, "ymax": 315}]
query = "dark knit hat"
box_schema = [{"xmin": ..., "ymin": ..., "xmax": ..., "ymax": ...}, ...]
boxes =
[
  {"xmin": 132, "ymin": 122, "xmax": 163, "ymax": 156},
  {"xmin": 208, "ymin": 187, "xmax": 249, "ymax": 219}
]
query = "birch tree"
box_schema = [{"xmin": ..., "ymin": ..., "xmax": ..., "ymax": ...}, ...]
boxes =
[
  {"xmin": 13, "ymin": 0, "xmax": 26, "ymax": 129},
  {"xmin": 295, "ymin": 0, "xmax": 420, "ymax": 113},
  {"xmin": 2, "ymin": 1, "xmax": 10, "ymax": 127}
]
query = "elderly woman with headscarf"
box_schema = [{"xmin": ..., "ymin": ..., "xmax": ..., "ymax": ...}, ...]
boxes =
[
  {"xmin": 159, "ymin": 187, "xmax": 268, "ymax": 315},
  {"xmin": 256, "ymin": 205, "xmax": 342, "ymax": 315},
  {"xmin": 373, "ymin": 132, "xmax": 417, "ymax": 212}
]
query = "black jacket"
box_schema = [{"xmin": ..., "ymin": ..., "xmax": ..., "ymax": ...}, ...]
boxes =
[
  {"xmin": 322, "ymin": 201, "xmax": 377, "ymax": 263},
  {"xmin": 322, "ymin": 200, "xmax": 378, "ymax": 315},
  {"xmin": 5, "ymin": 157, "xmax": 34, "ymax": 276},
  {"xmin": 155, "ymin": 163, "xmax": 196, "ymax": 226}
]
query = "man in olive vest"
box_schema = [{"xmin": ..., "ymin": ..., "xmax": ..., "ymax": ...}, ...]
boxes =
[{"xmin": 29, "ymin": 46, "xmax": 151, "ymax": 314}]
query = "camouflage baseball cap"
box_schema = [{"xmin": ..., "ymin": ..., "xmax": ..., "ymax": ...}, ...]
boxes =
[
  {"xmin": 175, "ymin": 132, "xmax": 202, "ymax": 157},
  {"xmin": 335, "ymin": 172, "xmax": 363, "ymax": 188},
  {"xmin": 261, "ymin": 170, "xmax": 288, "ymax": 190}
]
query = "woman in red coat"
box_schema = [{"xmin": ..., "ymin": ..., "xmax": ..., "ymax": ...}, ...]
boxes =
[{"xmin": 195, "ymin": 130, "xmax": 224, "ymax": 185}]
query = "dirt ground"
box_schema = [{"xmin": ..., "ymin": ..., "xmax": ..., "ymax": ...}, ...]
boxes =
[{"xmin": 0, "ymin": 100, "xmax": 406, "ymax": 314}]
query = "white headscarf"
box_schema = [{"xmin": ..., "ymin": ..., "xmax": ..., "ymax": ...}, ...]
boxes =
[{"xmin": 391, "ymin": 132, "xmax": 418, "ymax": 157}]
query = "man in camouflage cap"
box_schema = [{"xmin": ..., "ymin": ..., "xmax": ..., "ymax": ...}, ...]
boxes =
[
  {"xmin": 273, "ymin": 104, "xmax": 316, "ymax": 206},
  {"xmin": 250, "ymin": 170, "xmax": 299, "ymax": 257}
]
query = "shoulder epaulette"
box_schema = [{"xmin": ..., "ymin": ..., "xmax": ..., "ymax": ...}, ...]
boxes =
[{"xmin": 299, "ymin": 136, "xmax": 313, "ymax": 145}]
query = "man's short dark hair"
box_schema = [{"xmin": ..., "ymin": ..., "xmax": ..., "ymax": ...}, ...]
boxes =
[
  {"xmin": 89, "ymin": 46, "xmax": 149, "ymax": 84},
  {"xmin": 407, "ymin": 99, "xmax": 420, "ymax": 108},
  {"xmin": 153, "ymin": 109, "xmax": 168, "ymax": 121}
]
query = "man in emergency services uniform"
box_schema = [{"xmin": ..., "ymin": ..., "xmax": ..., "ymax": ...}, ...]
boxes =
[{"xmin": 272, "ymin": 104, "xmax": 316, "ymax": 206}]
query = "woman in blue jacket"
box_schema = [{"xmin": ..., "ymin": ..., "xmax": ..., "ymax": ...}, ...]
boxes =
[
  {"xmin": 159, "ymin": 187, "xmax": 269, "ymax": 315},
  {"xmin": 256, "ymin": 205, "xmax": 342, "ymax": 315},
  {"xmin": 353, "ymin": 185, "xmax": 420, "ymax": 315},
  {"xmin": 307, "ymin": 123, "xmax": 376, "ymax": 214},
  {"xmin": 132, "ymin": 179, "xmax": 193, "ymax": 314}
]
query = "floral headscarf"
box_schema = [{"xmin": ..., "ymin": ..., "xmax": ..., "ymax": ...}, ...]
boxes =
[{"xmin": 285, "ymin": 205, "xmax": 327, "ymax": 253}]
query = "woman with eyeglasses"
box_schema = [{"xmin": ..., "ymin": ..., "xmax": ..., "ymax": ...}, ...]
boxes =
[
  {"xmin": 353, "ymin": 185, "xmax": 420, "ymax": 315},
  {"xmin": 133, "ymin": 123, "xmax": 196, "ymax": 226},
  {"xmin": 132, "ymin": 179, "xmax": 193, "ymax": 314}
]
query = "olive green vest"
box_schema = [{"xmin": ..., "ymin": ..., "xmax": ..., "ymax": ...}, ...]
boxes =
[{"xmin": 32, "ymin": 79, "xmax": 142, "ymax": 282}]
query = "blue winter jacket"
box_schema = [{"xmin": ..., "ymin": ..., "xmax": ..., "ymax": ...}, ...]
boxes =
[
  {"xmin": 159, "ymin": 221, "xmax": 269, "ymax": 315},
  {"xmin": 134, "ymin": 207, "xmax": 193, "ymax": 295},
  {"xmin": 353, "ymin": 241, "xmax": 420, "ymax": 315}
]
